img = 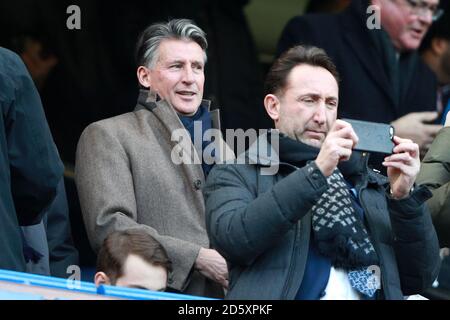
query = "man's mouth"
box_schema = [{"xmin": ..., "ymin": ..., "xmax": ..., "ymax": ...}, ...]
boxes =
[
  {"xmin": 410, "ymin": 28, "xmax": 424, "ymax": 39},
  {"xmin": 305, "ymin": 130, "xmax": 326, "ymax": 139},
  {"xmin": 176, "ymin": 90, "xmax": 196, "ymax": 97}
]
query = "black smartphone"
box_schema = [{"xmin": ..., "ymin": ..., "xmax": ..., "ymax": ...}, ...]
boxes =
[{"xmin": 342, "ymin": 119, "xmax": 395, "ymax": 155}]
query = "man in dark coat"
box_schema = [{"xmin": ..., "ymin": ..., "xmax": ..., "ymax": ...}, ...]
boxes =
[
  {"xmin": 204, "ymin": 45, "xmax": 440, "ymax": 299},
  {"xmin": 0, "ymin": 47, "xmax": 64, "ymax": 271},
  {"xmin": 278, "ymin": 0, "xmax": 443, "ymax": 169}
]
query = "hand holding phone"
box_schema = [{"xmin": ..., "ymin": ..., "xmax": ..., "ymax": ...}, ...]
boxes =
[{"xmin": 316, "ymin": 120, "xmax": 359, "ymax": 177}]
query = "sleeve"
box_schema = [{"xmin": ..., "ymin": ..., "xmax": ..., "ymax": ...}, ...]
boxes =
[
  {"xmin": 387, "ymin": 186, "xmax": 441, "ymax": 295},
  {"xmin": 416, "ymin": 127, "xmax": 450, "ymax": 247},
  {"xmin": 74, "ymin": 124, "xmax": 202, "ymax": 291},
  {"xmin": 6, "ymin": 50, "xmax": 64, "ymax": 226},
  {"xmin": 44, "ymin": 178, "xmax": 80, "ymax": 278},
  {"xmin": 203, "ymin": 161, "xmax": 328, "ymax": 267}
]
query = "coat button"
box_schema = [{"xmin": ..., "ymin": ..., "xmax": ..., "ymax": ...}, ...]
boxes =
[
  {"xmin": 194, "ymin": 180, "xmax": 202, "ymax": 190},
  {"xmin": 312, "ymin": 170, "xmax": 321, "ymax": 180}
]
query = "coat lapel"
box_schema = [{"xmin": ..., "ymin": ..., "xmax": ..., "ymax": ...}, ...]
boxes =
[
  {"xmin": 135, "ymin": 89, "xmax": 235, "ymax": 182},
  {"xmin": 136, "ymin": 89, "xmax": 205, "ymax": 183},
  {"xmin": 340, "ymin": 7, "xmax": 396, "ymax": 107}
]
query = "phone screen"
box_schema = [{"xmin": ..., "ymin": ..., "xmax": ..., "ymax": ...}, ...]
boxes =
[{"xmin": 342, "ymin": 119, "xmax": 395, "ymax": 155}]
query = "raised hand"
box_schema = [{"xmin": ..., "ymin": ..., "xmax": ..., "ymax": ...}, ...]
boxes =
[
  {"xmin": 383, "ymin": 136, "xmax": 420, "ymax": 200},
  {"xmin": 315, "ymin": 119, "xmax": 359, "ymax": 177}
]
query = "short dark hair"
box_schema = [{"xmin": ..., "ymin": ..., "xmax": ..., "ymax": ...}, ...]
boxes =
[
  {"xmin": 96, "ymin": 229, "xmax": 172, "ymax": 284},
  {"xmin": 265, "ymin": 45, "xmax": 340, "ymax": 96},
  {"xmin": 420, "ymin": 6, "xmax": 450, "ymax": 53}
]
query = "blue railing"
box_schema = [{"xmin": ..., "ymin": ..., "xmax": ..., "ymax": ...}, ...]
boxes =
[{"xmin": 0, "ymin": 269, "xmax": 214, "ymax": 300}]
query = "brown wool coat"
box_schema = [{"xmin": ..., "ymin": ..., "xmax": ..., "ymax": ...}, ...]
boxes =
[{"xmin": 75, "ymin": 90, "xmax": 234, "ymax": 296}]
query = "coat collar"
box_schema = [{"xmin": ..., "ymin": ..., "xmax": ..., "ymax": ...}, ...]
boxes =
[
  {"xmin": 244, "ymin": 130, "xmax": 281, "ymax": 167},
  {"xmin": 135, "ymin": 89, "xmax": 220, "ymax": 130},
  {"xmin": 134, "ymin": 89, "xmax": 234, "ymax": 172},
  {"xmin": 244, "ymin": 130, "xmax": 320, "ymax": 168},
  {"xmin": 340, "ymin": 0, "xmax": 397, "ymax": 108}
]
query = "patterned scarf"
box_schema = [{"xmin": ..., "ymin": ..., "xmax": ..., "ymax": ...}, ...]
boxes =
[
  {"xmin": 311, "ymin": 169, "xmax": 379, "ymax": 270},
  {"xmin": 276, "ymin": 133, "xmax": 380, "ymax": 298}
]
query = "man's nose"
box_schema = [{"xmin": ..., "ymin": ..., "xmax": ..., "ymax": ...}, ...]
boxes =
[
  {"xmin": 313, "ymin": 103, "xmax": 327, "ymax": 125},
  {"xmin": 182, "ymin": 66, "xmax": 195, "ymax": 83},
  {"xmin": 418, "ymin": 10, "xmax": 433, "ymax": 26}
]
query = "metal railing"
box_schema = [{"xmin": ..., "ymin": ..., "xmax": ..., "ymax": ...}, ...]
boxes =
[{"xmin": 0, "ymin": 269, "xmax": 213, "ymax": 300}]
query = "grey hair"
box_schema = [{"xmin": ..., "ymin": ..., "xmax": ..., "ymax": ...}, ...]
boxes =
[{"xmin": 135, "ymin": 19, "xmax": 208, "ymax": 68}]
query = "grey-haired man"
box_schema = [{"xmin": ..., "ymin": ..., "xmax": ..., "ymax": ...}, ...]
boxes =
[{"xmin": 75, "ymin": 19, "xmax": 232, "ymax": 297}]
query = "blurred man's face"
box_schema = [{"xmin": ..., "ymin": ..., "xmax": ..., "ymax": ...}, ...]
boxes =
[
  {"xmin": 375, "ymin": 0, "xmax": 440, "ymax": 52},
  {"xmin": 148, "ymin": 39, "xmax": 205, "ymax": 115},
  {"xmin": 95, "ymin": 254, "xmax": 168, "ymax": 292},
  {"xmin": 266, "ymin": 64, "xmax": 339, "ymax": 148},
  {"xmin": 115, "ymin": 254, "xmax": 167, "ymax": 291}
]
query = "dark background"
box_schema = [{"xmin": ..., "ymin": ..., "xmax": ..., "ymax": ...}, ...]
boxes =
[{"xmin": 0, "ymin": 0, "xmax": 271, "ymax": 165}]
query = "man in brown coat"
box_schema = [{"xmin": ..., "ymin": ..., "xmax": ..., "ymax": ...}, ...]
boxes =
[{"xmin": 75, "ymin": 19, "xmax": 233, "ymax": 297}]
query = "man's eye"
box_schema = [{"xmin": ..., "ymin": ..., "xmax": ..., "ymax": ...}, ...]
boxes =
[
  {"xmin": 407, "ymin": 0, "xmax": 419, "ymax": 7},
  {"xmin": 327, "ymin": 99, "xmax": 338, "ymax": 107},
  {"xmin": 170, "ymin": 64, "xmax": 182, "ymax": 69}
]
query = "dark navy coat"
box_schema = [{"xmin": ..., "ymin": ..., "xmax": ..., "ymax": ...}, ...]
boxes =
[
  {"xmin": 204, "ymin": 133, "xmax": 441, "ymax": 300},
  {"xmin": 0, "ymin": 47, "xmax": 63, "ymax": 271}
]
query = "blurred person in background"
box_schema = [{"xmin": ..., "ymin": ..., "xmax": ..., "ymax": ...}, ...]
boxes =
[
  {"xmin": 278, "ymin": 0, "xmax": 443, "ymax": 172},
  {"xmin": 94, "ymin": 229, "xmax": 171, "ymax": 292},
  {"xmin": 420, "ymin": 1, "xmax": 450, "ymax": 123},
  {"xmin": 0, "ymin": 47, "xmax": 64, "ymax": 272}
]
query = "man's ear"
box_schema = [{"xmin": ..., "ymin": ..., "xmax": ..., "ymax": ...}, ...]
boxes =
[
  {"xmin": 264, "ymin": 94, "xmax": 281, "ymax": 122},
  {"xmin": 94, "ymin": 272, "xmax": 112, "ymax": 287},
  {"xmin": 137, "ymin": 66, "xmax": 152, "ymax": 88},
  {"xmin": 431, "ymin": 38, "xmax": 450, "ymax": 56}
]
